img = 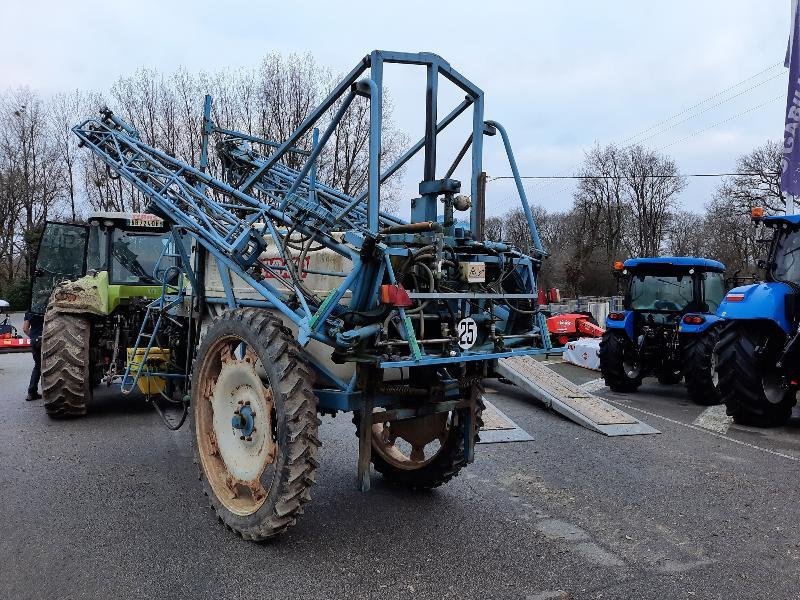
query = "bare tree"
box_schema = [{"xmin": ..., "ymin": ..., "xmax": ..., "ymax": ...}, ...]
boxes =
[
  {"xmin": 664, "ymin": 210, "xmax": 706, "ymax": 257},
  {"xmin": 623, "ymin": 144, "xmax": 686, "ymax": 256},
  {"xmin": 716, "ymin": 140, "xmax": 784, "ymax": 214},
  {"xmin": 484, "ymin": 216, "xmax": 504, "ymax": 242},
  {"xmin": 0, "ymin": 88, "xmax": 63, "ymax": 277}
]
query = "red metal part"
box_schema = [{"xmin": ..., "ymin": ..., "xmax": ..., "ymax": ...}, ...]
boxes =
[
  {"xmin": 0, "ymin": 335, "xmax": 32, "ymax": 353},
  {"xmin": 576, "ymin": 318, "xmax": 605, "ymax": 338},
  {"xmin": 380, "ymin": 283, "xmax": 413, "ymax": 308},
  {"xmin": 546, "ymin": 313, "xmax": 604, "ymax": 344}
]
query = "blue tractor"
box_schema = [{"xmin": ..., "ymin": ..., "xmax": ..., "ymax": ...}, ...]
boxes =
[
  {"xmin": 599, "ymin": 257, "xmax": 726, "ymax": 404},
  {"xmin": 715, "ymin": 211, "xmax": 800, "ymax": 426}
]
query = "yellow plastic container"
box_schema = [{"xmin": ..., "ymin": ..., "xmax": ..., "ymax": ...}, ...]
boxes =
[{"xmin": 126, "ymin": 347, "xmax": 171, "ymax": 395}]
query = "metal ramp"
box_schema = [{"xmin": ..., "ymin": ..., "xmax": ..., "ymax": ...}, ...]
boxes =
[{"xmin": 496, "ymin": 356, "xmax": 659, "ymax": 436}]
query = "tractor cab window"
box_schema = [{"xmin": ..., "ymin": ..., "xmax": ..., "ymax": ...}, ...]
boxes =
[
  {"xmin": 86, "ymin": 225, "xmax": 108, "ymax": 272},
  {"xmin": 771, "ymin": 229, "xmax": 800, "ymax": 284},
  {"xmin": 30, "ymin": 223, "xmax": 88, "ymax": 314},
  {"xmin": 110, "ymin": 230, "xmax": 180, "ymax": 285},
  {"xmin": 703, "ymin": 272, "xmax": 726, "ymax": 313},
  {"xmin": 629, "ymin": 274, "xmax": 693, "ymax": 312}
]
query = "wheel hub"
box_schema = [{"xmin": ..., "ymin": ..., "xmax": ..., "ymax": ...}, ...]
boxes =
[
  {"xmin": 211, "ymin": 358, "xmax": 275, "ymax": 483},
  {"xmin": 231, "ymin": 403, "xmax": 256, "ymax": 438}
]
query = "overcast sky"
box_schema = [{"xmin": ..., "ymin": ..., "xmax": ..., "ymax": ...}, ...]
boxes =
[{"xmin": 0, "ymin": 1, "xmax": 790, "ymax": 216}]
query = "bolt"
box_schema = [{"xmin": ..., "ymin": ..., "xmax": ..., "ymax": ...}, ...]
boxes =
[
  {"xmin": 233, "ymin": 409, "xmax": 240, "ymax": 415},
  {"xmin": 239, "ymin": 435, "xmax": 245, "ymax": 440},
  {"xmin": 244, "ymin": 400, "xmax": 251, "ymax": 406},
  {"xmin": 237, "ymin": 400, "xmax": 244, "ymax": 405},
  {"xmin": 250, "ymin": 411, "xmax": 256, "ymax": 417},
  {"xmin": 245, "ymin": 436, "xmax": 252, "ymax": 442}
]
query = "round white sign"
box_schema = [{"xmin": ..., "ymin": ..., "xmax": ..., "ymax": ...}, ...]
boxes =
[{"xmin": 457, "ymin": 317, "xmax": 478, "ymax": 350}]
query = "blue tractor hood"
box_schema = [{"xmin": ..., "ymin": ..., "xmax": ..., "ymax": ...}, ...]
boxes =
[{"xmin": 717, "ymin": 281, "xmax": 795, "ymax": 334}]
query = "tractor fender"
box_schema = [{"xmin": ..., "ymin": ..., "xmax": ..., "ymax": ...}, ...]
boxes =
[
  {"xmin": 716, "ymin": 282, "xmax": 794, "ymax": 335},
  {"xmin": 605, "ymin": 310, "xmax": 634, "ymax": 340},
  {"xmin": 48, "ymin": 271, "xmax": 110, "ymax": 317},
  {"xmin": 677, "ymin": 313, "xmax": 724, "ymax": 335}
]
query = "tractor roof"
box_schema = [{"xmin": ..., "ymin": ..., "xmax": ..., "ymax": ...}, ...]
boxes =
[
  {"xmin": 762, "ymin": 214, "xmax": 800, "ymax": 226},
  {"xmin": 88, "ymin": 211, "xmax": 165, "ymax": 229},
  {"xmin": 623, "ymin": 256, "xmax": 725, "ymax": 272}
]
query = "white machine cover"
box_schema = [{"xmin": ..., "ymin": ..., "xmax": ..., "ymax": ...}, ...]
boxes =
[{"xmin": 563, "ymin": 337, "xmax": 601, "ymax": 371}]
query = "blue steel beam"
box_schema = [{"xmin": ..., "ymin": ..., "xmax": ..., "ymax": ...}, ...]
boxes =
[{"xmin": 484, "ymin": 120, "xmax": 544, "ymax": 255}]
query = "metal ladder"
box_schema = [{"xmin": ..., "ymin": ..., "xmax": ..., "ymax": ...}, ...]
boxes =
[{"xmin": 120, "ymin": 252, "xmax": 188, "ymax": 395}]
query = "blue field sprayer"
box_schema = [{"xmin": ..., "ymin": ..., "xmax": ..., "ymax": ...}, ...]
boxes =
[{"xmin": 50, "ymin": 51, "xmax": 557, "ymax": 540}]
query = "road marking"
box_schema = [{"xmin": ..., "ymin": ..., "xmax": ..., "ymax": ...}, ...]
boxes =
[
  {"xmin": 579, "ymin": 377, "xmax": 607, "ymax": 393},
  {"xmin": 602, "ymin": 397, "xmax": 800, "ymax": 463},
  {"xmin": 692, "ymin": 404, "xmax": 733, "ymax": 434}
]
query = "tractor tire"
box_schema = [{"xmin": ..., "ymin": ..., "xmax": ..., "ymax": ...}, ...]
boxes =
[
  {"xmin": 41, "ymin": 312, "xmax": 92, "ymax": 418},
  {"xmin": 682, "ymin": 328, "xmax": 721, "ymax": 406},
  {"xmin": 355, "ymin": 380, "xmax": 485, "ymax": 490},
  {"xmin": 191, "ymin": 308, "xmax": 321, "ymax": 541},
  {"xmin": 717, "ymin": 322, "xmax": 796, "ymax": 427},
  {"xmin": 599, "ymin": 330, "xmax": 642, "ymax": 393}
]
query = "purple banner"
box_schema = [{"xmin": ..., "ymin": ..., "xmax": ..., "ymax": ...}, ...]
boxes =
[{"xmin": 783, "ymin": 1, "xmax": 800, "ymax": 195}]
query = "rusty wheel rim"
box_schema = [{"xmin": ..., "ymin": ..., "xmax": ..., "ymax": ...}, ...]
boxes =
[
  {"xmin": 195, "ymin": 335, "xmax": 277, "ymax": 516},
  {"xmin": 371, "ymin": 412, "xmax": 451, "ymax": 471}
]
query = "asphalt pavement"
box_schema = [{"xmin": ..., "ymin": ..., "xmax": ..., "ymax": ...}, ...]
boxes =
[{"xmin": 1, "ymin": 311, "xmax": 799, "ymax": 600}]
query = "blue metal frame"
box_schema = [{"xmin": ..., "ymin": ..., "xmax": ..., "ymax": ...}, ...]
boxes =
[{"xmin": 73, "ymin": 51, "xmax": 553, "ymax": 416}]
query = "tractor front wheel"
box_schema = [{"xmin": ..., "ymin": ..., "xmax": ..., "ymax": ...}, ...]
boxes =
[
  {"xmin": 681, "ymin": 328, "xmax": 721, "ymax": 406},
  {"xmin": 716, "ymin": 322, "xmax": 796, "ymax": 427},
  {"xmin": 599, "ymin": 330, "xmax": 642, "ymax": 392},
  {"xmin": 41, "ymin": 311, "xmax": 92, "ymax": 418},
  {"xmin": 191, "ymin": 308, "xmax": 321, "ymax": 541}
]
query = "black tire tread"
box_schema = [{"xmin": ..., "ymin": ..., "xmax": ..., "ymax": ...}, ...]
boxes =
[
  {"xmin": 599, "ymin": 330, "xmax": 642, "ymax": 392},
  {"xmin": 41, "ymin": 311, "xmax": 91, "ymax": 418},
  {"xmin": 682, "ymin": 328, "xmax": 721, "ymax": 406},
  {"xmin": 717, "ymin": 322, "xmax": 795, "ymax": 427}
]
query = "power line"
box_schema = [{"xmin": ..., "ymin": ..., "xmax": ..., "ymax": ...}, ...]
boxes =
[
  {"xmin": 627, "ymin": 71, "xmax": 784, "ymax": 146},
  {"xmin": 656, "ymin": 93, "xmax": 784, "ymax": 152},
  {"xmin": 518, "ymin": 61, "xmax": 787, "ymax": 206},
  {"xmin": 617, "ymin": 61, "xmax": 784, "ymax": 146},
  {"xmin": 489, "ymin": 172, "xmax": 779, "ymax": 181}
]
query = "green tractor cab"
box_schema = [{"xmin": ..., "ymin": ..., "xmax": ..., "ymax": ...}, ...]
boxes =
[{"xmin": 31, "ymin": 212, "xmax": 189, "ymax": 417}]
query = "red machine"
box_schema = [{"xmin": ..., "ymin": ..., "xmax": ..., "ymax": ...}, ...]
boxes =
[
  {"xmin": 0, "ymin": 301, "xmax": 31, "ymax": 354},
  {"xmin": 546, "ymin": 313, "xmax": 605, "ymax": 347},
  {"xmin": 0, "ymin": 332, "xmax": 32, "ymax": 353}
]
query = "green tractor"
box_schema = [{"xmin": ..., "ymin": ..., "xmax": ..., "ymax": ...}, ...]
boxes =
[{"xmin": 30, "ymin": 212, "xmax": 190, "ymax": 418}]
